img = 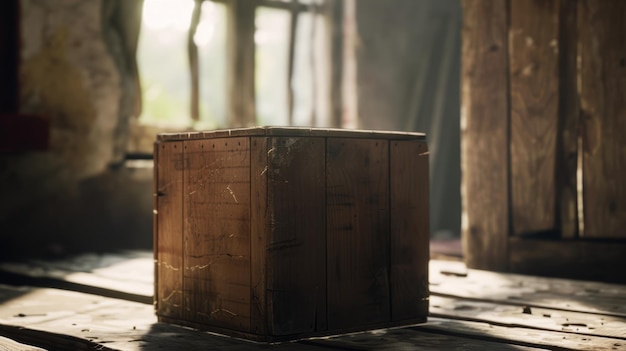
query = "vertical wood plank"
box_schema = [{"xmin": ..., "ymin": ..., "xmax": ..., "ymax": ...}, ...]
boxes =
[
  {"xmin": 188, "ymin": 0, "xmax": 201, "ymax": 122},
  {"xmin": 183, "ymin": 137, "xmax": 251, "ymax": 331},
  {"xmin": 250, "ymin": 137, "xmax": 268, "ymax": 336},
  {"xmin": 265, "ymin": 137, "xmax": 326, "ymax": 335},
  {"xmin": 461, "ymin": 0, "xmax": 509, "ymax": 270},
  {"xmin": 155, "ymin": 141, "xmax": 184, "ymax": 320},
  {"xmin": 327, "ymin": 138, "xmax": 390, "ymax": 330},
  {"xmin": 509, "ymin": 0, "xmax": 560, "ymax": 235},
  {"xmin": 153, "ymin": 143, "xmax": 158, "ymax": 311},
  {"xmin": 580, "ymin": 0, "xmax": 626, "ymax": 239},
  {"xmin": 390, "ymin": 140, "xmax": 429, "ymax": 322},
  {"xmin": 556, "ymin": 0, "xmax": 579, "ymax": 239}
]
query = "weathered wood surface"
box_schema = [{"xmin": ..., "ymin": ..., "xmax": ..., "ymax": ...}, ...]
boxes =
[
  {"xmin": 154, "ymin": 131, "xmax": 428, "ymax": 341},
  {"xmin": 0, "ymin": 251, "xmax": 152, "ymax": 299},
  {"xmin": 422, "ymin": 318, "xmax": 626, "ymax": 351},
  {"xmin": 264, "ymin": 137, "xmax": 327, "ymax": 335},
  {"xmin": 250, "ymin": 137, "xmax": 269, "ymax": 336},
  {"xmin": 226, "ymin": 0, "xmax": 256, "ymax": 127},
  {"xmin": 557, "ymin": 0, "xmax": 580, "ymax": 239},
  {"xmin": 509, "ymin": 237, "xmax": 626, "ymax": 284},
  {"xmin": 579, "ymin": 0, "xmax": 626, "ymax": 239},
  {"xmin": 154, "ymin": 142, "xmax": 184, "ymax": 319},
  {"xmin": 430, "ymin": 260, "xmax": 626, "ymax": 317},
  {"xmin": 431, "ymin": 295, "xmax": 626, "ymax": 339},
  {"xmin": 326, "ymin": 138, "xmax": 390, "ymax": 329},
  {"xmin": 157, "ymin": 126, "xmax": 425, "ymax": 141},
  {"xmin": 390, "ymin": 140, "xmax": 429, "ymax": 322},
  {"xmin": 2, "ymin": 256, "xmax": 626, "ymax": 350},
  {"xmin": 0, "ymin": 335, "xmax": 45, "ymax": 351},
  {"xmin": 460, "ymin": 0, "xmax": 510, "ymax": 271},
  {"xmin": 462, "ymin": 0, "xmax": 626, "ymax": 279},
  {"xmin": 183, "ymin": 138, "xmax": 251, "ymax": 331},
  {"xmin": 306, "ymin": 325, "xmax": 542, "ymax": 351},
  {"xmin": 509, "ymin": 0, "xmax": 560, "ymax": 236}
]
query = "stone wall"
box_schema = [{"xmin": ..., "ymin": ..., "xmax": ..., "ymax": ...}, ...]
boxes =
[{"xmin": 0, "ymin": 0, "xmax": 151, "ymax": 258}]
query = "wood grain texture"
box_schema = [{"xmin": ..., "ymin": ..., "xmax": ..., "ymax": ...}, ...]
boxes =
[
  {"xmin": 422, "ymin": 318, "xmax": 625, "ymax": 351},
  {"xmin": 509, "ymin": 0, "xmax": 560, "ymax": 235},
  {"xmin": 265, "ymin": 137, "xmax": 326, "ymax": 335},
  {"xmin": 430, "ymin": 259, "xmax": 626, "ymax": 316},
  {"xmin": 227, "ymin": 0, "xmax": 256, "ymax": 127},
  {"xmin": 155, "ymin": 141, "xmax": 184, "ymax": 320},
  {"xmin": 556, "ymin": 0, "xmax": 580, "ymax": 239},
  {"xmin": 326, "ymin": 138, "xmax": 390, "ymax": 330},
  {"xmin": 183, "ymin": 138, "xmax": 251, "ymax": 331},
  {"xmin": 389, "ymin": 140, "xmax": 429, "ymax": 322},
  {"xmin": 579, "ymin": 0, "xmax": 626, "ymax": 239},
  {"xmin": 460, "ymin": 0, "xmax": 509, "ymax": 270},
  {"xmin": 509, "ymin": 237, "xmax": 626, "ymax": 284},
  {"xmin": 250, "ymin": 137, "xmax": 269, "ymax": 336},
  {"xmin": 431, "ymin": 295, "xmax": 626, "ymax": 339}
]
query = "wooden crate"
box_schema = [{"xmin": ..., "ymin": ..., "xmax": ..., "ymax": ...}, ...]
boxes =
[{"xmin": 153, "ymin": 127, "xmax": 429, "ymax": 341}]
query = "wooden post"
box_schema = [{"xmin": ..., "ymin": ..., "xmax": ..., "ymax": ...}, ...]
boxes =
[
  {"xmin": 509, "ymin": 0, "xmax": 560, "ymax": 236},
  {"xmin": 188, "ymin": 0, "xmax": 202, "ymax": 122},
  {"xmin": 461, "ymin": 0, "xmax": 510, "ymax": 271},
  {"xmin": 227, "ymin": 0, "xmax": 256, "ymax": 127},
  {"xmin": 327, "ymin": 0, "xmax": 343, "ymax": 128}
]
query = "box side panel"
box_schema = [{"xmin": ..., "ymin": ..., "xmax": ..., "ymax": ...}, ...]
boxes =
[
  {"xmin": 183, "ymin": 138, "xmax": 251, "ymax": 332},
  {"xmin": 266, "ymin": 137, "xmax": 327, "ymax": 335},
  {"xmin": 390, "ymin": 140, "xmax": 429, "ymax": 321},
  {"xmin": 250, "ymin": 137, "xmax": 268, "ymax": 335},
  {"xmin": 326, "ymin": 138, "xmax": 391, "ymax": 330},
  {"xmin": 155, "ymin": 141, "xmax": 184, "ymax": 319}
]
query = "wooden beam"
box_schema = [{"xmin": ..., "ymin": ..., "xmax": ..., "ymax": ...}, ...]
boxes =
[
  {"xmin": 227, "ymin": 0, "xmax": 256, "ymax": 127},
  {"xmin": 188, "ymin": 0, "xmax": 202, "ymax": 122},
  {"xmin": 460, "ymin": 0, "xmax": 510, "ymax": 271},
  {"xmin": 286, "ymin": 0, "xmax": 299, "ymax": 125},
  {"xmin": 556, "ymin": 0, "xmax": 580, "ymax": 239},
  {"xmin": 579, "ymin": 0, "xmax": 626, "ymax": 239},
  {"xmin": 509, "ymin": 0, "xmax": 560, "ymax": 236}
]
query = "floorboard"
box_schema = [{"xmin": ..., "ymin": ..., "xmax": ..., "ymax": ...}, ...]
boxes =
[{"xmin": 0, "ymin": 251, "xmax": 625, "ymax": 350}]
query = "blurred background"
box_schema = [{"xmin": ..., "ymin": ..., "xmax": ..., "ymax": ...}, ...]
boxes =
[{"xmin": 0, "ymin": 0, "xmax": 461, "ymax": 258}]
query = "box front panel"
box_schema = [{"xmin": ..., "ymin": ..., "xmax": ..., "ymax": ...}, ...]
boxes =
[
  {"xmin": 326, "ymin": 138, "xmax": 391, "ymax": 330},
  {"xmin": 183, "ymin": 137, "xmax": 251, "ymax": 332},
  {"xmin": 266, "ymin": 136, "xmax": 327, "ymax": 335}
]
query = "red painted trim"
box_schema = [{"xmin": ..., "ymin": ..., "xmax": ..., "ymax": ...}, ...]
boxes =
[{"xmin": 0, "ymin": 114, "xmax": 50, "ymax": 152}]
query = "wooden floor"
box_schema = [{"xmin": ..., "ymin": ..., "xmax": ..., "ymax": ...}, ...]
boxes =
[{"xmin": 0, "ymin": 250, "xmax": 624, "ymax": 350}]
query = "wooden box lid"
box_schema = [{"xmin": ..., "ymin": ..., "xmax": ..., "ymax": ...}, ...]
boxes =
[{"xmin": 157, "ymin": 126, "xmax": 426, "ymax": 141}]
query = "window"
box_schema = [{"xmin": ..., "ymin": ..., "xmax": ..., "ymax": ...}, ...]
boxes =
[
  {"xmin": 135, "ymin": 0, "xmax": 339, "ymax": 138},
  {"xmin": 138, "ymin": 0, "xmax": 227, "ymax": 129}
]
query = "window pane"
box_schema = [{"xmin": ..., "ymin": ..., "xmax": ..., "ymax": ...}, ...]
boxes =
[
  {"xmin": 138, "ymin": 0, "xmax": 194, "ymax": 128},
  {"xmin": 292, "ymin": 12, "xmax": 313, "ymax": 126},
  {"xmin": 255, "ymin": 7, "xmax": 289, "ymax": 126},
  {"xmin": 138, "ymin": 0, "xmax": 227, "ymax": 129},
  {"xmin": 197, "ymin": 1, "xmax": 227, "ymax": 129},
  {"xmin": 292, "ymin": 11, "xmax": 330, "ymax": 127}
]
